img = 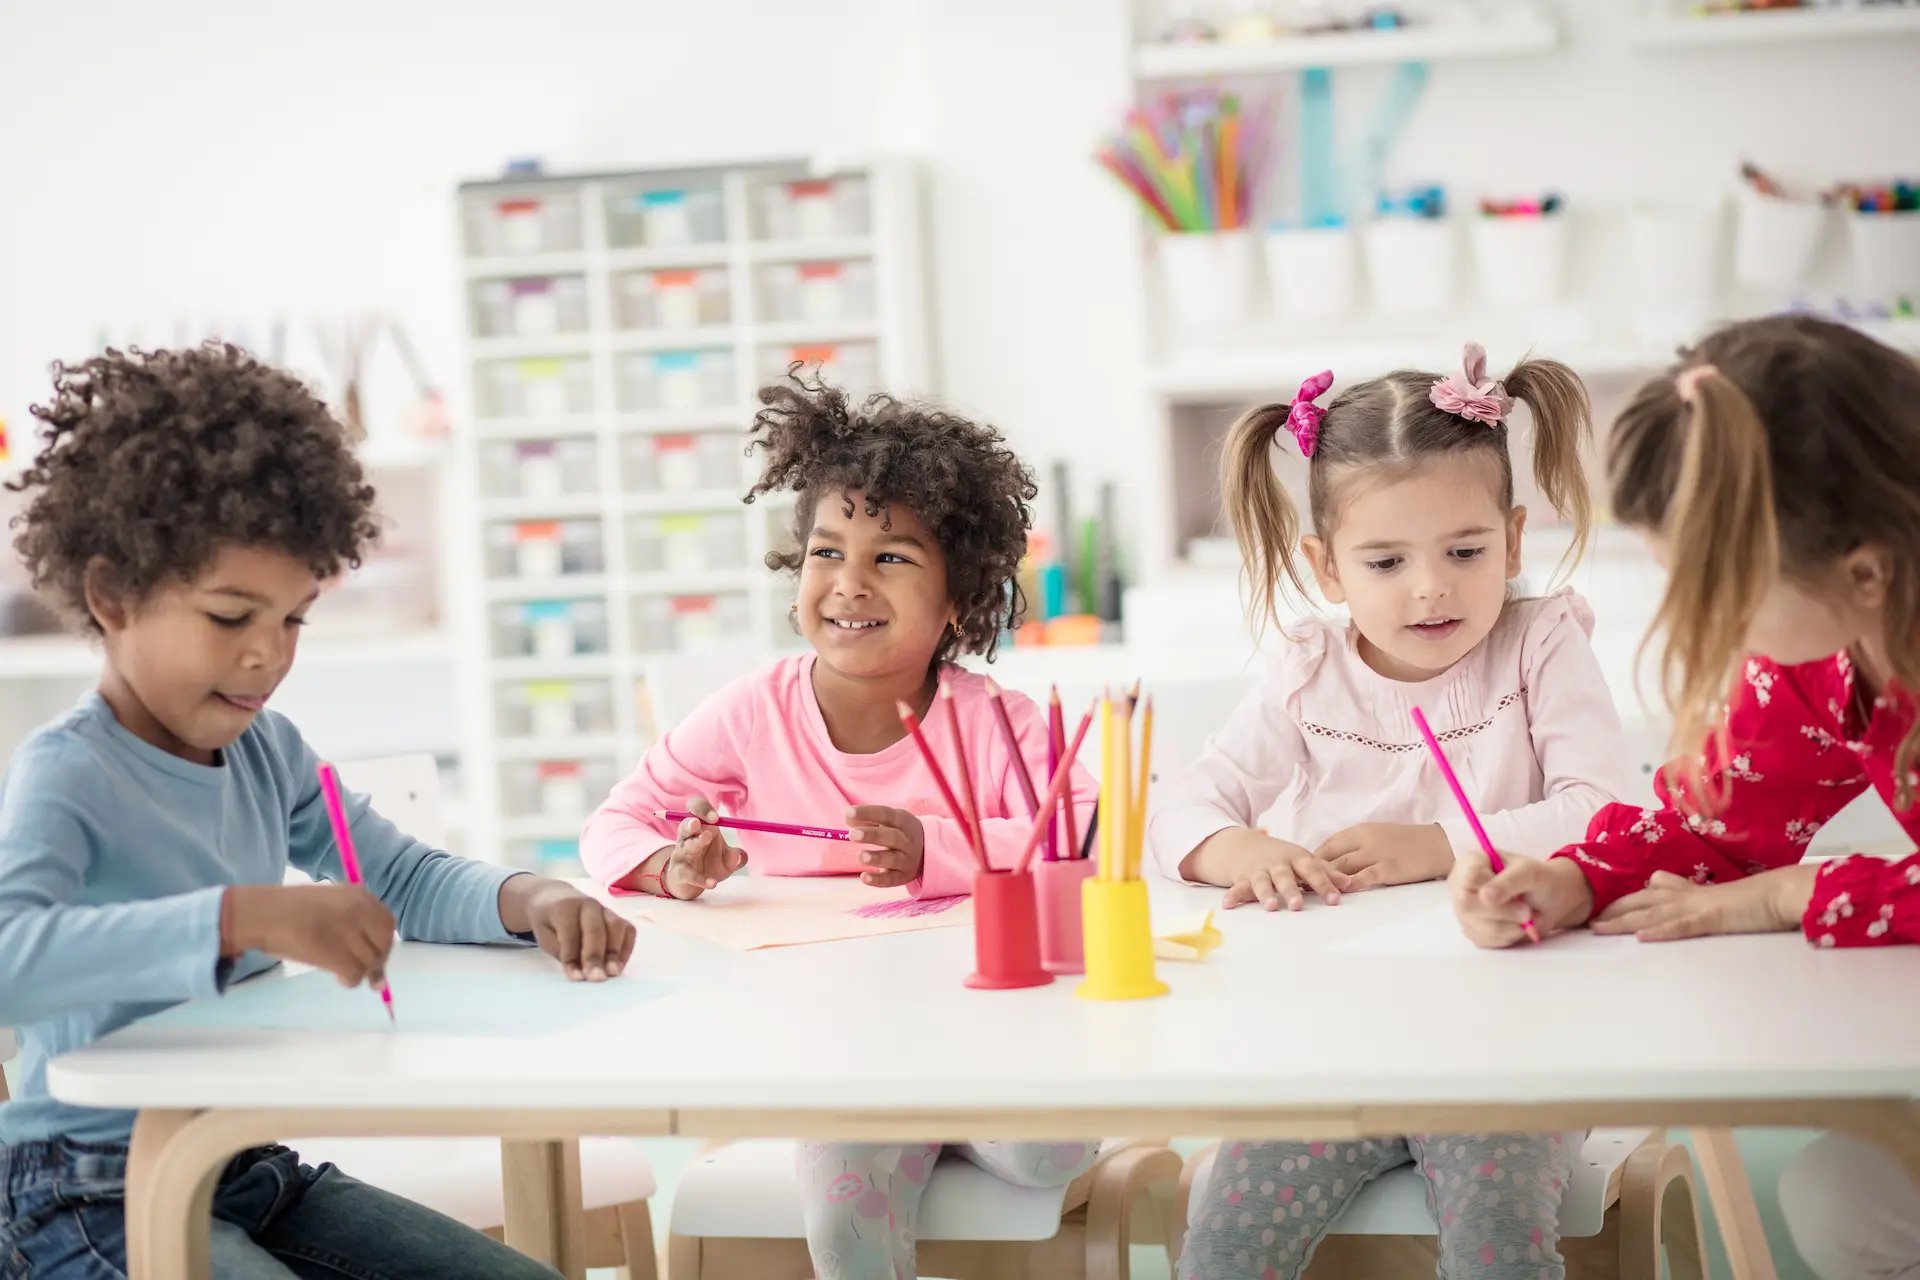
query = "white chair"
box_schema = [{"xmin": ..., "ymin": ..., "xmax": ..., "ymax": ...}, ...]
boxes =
[
  {"xmin": 1170, "ymin": 1130, "xmax": 1706, "ymax": 1279},
  {"xmin": 291, "ymin": 755, "xmax": 661, "ymax": 1278},
  {"xmin": 667, "ymin": 1138, "xmax": 1181, "ymax": 1280}
]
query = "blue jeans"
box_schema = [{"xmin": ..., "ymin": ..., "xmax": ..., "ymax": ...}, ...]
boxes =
[{"xmin": 0, "ymin": 1139, "xmax": 561, "ymax": 1279}]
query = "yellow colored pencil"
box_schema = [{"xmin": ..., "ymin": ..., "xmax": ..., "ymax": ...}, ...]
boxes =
[
  {"xmin": 1105, "ymin": 690, "xmax": 1121, "ymax": 882},
  {"xmin": 1115, "ymin": 692, "xmax": 1133, "ymax": 884},
  {"xmin": 1130, "ymin": 695, "xmax": 1154, "ymax": 881}
]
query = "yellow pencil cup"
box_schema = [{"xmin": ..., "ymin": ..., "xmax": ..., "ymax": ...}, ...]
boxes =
[{"xmin": 1075, "ymin": 878, "xmax": 1169, "ymax": 1001}]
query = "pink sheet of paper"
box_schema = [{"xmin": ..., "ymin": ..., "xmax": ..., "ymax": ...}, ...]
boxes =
[{"xmin": 603, "ymin": 875, "xmax": 973, "ymax": 951}]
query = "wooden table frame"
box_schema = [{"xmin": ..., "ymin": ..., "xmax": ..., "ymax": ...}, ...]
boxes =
[{"xmin": 125, "ymin": 1096, "xmax": 1920, "ymax": 1280}]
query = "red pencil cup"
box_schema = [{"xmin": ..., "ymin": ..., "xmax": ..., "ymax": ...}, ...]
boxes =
[
  {"xmin": 1036, "ymin": 857, "xmax": 1097, "ymax": 974},
  {"xmin": 964, "ymin": 869, "xmax": 1052, "ymax": 990}
]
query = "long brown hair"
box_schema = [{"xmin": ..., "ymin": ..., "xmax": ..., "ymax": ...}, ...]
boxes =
[
  {"xmin": 1221, "ymin": 351, "xmax": 1594, "ymax": 634},
  {"xmin": 1610, "ymin": 314, "xmax": 1920, "ymax": 810}
]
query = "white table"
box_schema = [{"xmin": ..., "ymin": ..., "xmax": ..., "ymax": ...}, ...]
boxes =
[{"xmin": 49, "ymin": 877, "xmax": 1920, "ymax": 1280}]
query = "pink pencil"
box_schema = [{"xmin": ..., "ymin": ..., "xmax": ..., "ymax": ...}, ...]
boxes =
[
  {"xmin": 984, "ymin": 678, "xmax": 1040, "ymax": 821},
  {"xmin": 940, "ymin": 683, "xmax": 990, "ymax": 869},
  {"xmin": 1409, "ymin": 707, "xmax": 1542, "ymax": 945},
  {"xmin": 315, "ymin": 762, "xmax": 397, "ymax": 1020},
  {"xmin": 897, "ymin": 698, "xmax": 992, "ymax": 873},
  {"xmin": 1014, "ymin": 701, "xmax": 1096, "ymax": 875},
  {"xmin": 651, "ymin": 810, "xmax": 850, "ymax": 842}
]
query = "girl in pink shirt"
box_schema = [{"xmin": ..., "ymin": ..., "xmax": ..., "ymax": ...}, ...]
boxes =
[
  {"xmin": 583, "ymin": 375, "xmax": 1098, "ymax": 1280},
  {"xmin": 1159, "ymin": 345, "xmax": 1630, "ymax": 1280}
]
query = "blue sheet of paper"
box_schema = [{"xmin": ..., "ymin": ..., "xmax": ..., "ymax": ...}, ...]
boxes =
[{"xmin": 146, "ymin": 967, "xmax": 677, "ymax": 1036}]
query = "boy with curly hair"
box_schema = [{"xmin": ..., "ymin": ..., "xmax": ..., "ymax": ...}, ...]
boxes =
[
  {"xmin": 0, "ymin": 345, "xmax": 633, "ymax": 1280},
  {"xmin": 581, "ymin": 373, "xmax": 1100, "ymax": 1280}
]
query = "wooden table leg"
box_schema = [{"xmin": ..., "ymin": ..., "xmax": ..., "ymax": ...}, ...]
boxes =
[
  {"xmin": 1690, "ymin": 1128, "xmax": 1779, "ymax": 1280},
  {"xmin": 502, "ymin": 1138, "xmax": 587, "ymax": 1280},
  {"xmin": 126, "ymin": 1108, "xmax": 221, "ymax": 1280}
]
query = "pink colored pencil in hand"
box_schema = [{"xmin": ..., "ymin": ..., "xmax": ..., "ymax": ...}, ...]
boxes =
[
  {"xmin": 651, "ymin": 810, "xmax": 850, "ymax": 842},
  {"xmin": 315, "ymin": 762, "xmax": 398, "ymax": 1020},
  {"xmin": 1409, "ymin": 707, "xmax": 1542, "ymax": 945}
]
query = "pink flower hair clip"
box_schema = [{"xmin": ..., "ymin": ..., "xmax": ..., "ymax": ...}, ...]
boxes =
[
  {"xmin": 1429, "ymin": 341, "xmax": 1513, "ymax": 426},
  {"xmin": 1284, "ymin": 369, "xmax": 1335, "ymax": 457}
]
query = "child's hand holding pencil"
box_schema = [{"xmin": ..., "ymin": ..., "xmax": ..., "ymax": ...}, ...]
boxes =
[
  {"xmin": 628, "ymin": 796, "xmax": 750, "ymax": 899},
  {"xmin": 846, "ymin": 805, "xmax": 925, "ymax": 888},
  {"xmin": 1448, "ymin": 850, "xmax": 1594, "ymax": 949}
]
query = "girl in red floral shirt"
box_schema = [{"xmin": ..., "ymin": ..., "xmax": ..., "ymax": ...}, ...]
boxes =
[{"xmin": 1449, "ymin": 313, "xmax": 1920, "ymax": 1278}]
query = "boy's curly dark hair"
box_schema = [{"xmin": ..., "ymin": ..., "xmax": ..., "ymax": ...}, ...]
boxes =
[
  {"xmin": 745, "ymin": 370, "xmax": 1037, "ymax": 666},
  {"xmin": 7, "ymin": 344, "xmax": 381, "ymax": 634}
]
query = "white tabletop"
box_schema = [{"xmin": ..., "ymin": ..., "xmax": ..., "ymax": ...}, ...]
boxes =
[{"xmin": 48, "ymin": 877, "xmax": 1920, "ymax": 1115}]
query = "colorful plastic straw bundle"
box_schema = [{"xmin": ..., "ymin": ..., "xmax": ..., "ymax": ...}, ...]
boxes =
[{"xmin": 1095, "ymin": 92, "xmax": 1274, "ymax": 232}]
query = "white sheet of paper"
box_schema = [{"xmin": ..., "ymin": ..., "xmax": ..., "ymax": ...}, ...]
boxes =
[{"xmin": 1331, "ymin": 900, "xmax": 1642, "ymax": 960}]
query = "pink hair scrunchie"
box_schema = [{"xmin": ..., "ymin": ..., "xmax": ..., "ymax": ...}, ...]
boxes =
[
  {"xmin": 1429, "ymin": 341, "xmax": 1513, "ymax": 426},
  {"xmin": 1284, "ymin": 369, "xmax": 1335, "ymax": 457}
]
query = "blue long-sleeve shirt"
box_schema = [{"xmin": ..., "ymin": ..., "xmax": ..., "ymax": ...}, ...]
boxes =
[{"xmin": 0, "ymin": 691, "xmax": 528, "ymax": 1145}]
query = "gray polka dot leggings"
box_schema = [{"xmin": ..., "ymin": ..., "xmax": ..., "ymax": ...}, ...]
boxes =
[{"xmin": 1181, "ymin": 1131, "xmax": 1583, "ymax": 1280}]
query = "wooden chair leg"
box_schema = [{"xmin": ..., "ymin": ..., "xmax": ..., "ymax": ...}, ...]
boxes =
[
  {"xmin": 1658, "ymin": 1146, "xmax": 1709, "ymax": 1280},
  {"xmin": 665, "ymin": 1231, "xmax": 703, "ymax": 1280},
  {"xmin": 1085, "ymin": 1143, "xmax": 1184, "ymax": 1280},
  {"xmin": 617, "ymin": 1200, "xmax": 660, "ymax": 1280},
  {"xmin": 1691, "ymin": 1128, "xmax": 1779, "ymax": 1280},
  {"xmin": 1166, "ymin": 1142, "xmax": 1219, "ymax": 1272}
]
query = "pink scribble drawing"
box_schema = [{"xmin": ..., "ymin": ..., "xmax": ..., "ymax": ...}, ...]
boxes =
[{"xmin": 847, "ymin": 895, "xmax": 966, "ymax": 920}]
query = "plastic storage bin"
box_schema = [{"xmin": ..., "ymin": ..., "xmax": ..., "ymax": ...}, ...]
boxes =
[
  {"xmin": 631, "ymin": 591, "xmax": 753, "ymax": 653},
  {"xmin": 1363, "ymin": 218, "xmax": 1459, "ymax": 316},
  {"xmin": 759, "ymin": 341, "xmax": 878, "ymax": 397},
  {"xmin": 1264, "ymin": 226, "xmax": 1359, "ymax": 322},
  {"xmin": 756, "ymin": 259, "xmax": 876, "ymax": 323},
  {"xmin": 1468, "ymin": 214, "xmax": 1570, "ymax": 307},
  {"xmin": 490, "ymin": 598, "xmax": 611, "ymax": 660},
  {"xmin": 614, "ymin": 267, "xmax": 731, "ymax": 331},
  {"xmin": 496, "ymin": 679, "xmax": 616, "ymax": 739},
  {"xmin": 463, "ymin": 192, "xmax": 583, "ymax": 258},
  {"xmin": 617, "ymin": 349, "xmax": 736, "ymax": 413},
  {"xmin": 482, "ymin": 437, "xmax": 598, "ymax": 500},
  {"xmin": 622, "ymin": 433, "xmax": 741, "ymax": 493},
  {"xmin": 481, "ymin": 358, "xmax": 594, "ymax": 418},
  {"xmin": 626, "ymin": 511, "xmax": 748, "ymax": 575},
  {"xmin": 605, "ymin": 184, "xmax": 726, "ymax": 248},
  {"xmin": 500, "ymin": 757, "xmax": 618, "ymax": 820},
  {"xmin": 1733, "ymin": 184, "xmax": 1829, "ymax": 292},
  {"xmin": 484, "ymin": 519, "xmax": 604, "ymax": 580},
  {"xmin": 1849, "ymin": 210, "xmax": 1920, "ymax": 306},
  {"xmin": 754, "ymin": 176, "xmax": 871, "ymax": 241}
]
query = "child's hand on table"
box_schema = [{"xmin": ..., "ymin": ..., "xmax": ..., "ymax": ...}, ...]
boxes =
[
  {"xmin": 499, "ymin": 876, "xmax": 637, "ymax": 982},
  {"xmin": 1313, "ymin": 822, "xmax": 1453, "ymax": 889},
  {"xmin": 847, "ymin": 805, "xmax": 925, "ymax": 888},
  {"xmin": 1449, "ymin": 850, "xmax": 1592, "ymax": 948},
  {"xmin": 630, "ymin": 796, "xmax": 750, "ymax": 901},
  {"xmin": 1199, "ymin": 828, "xmax": 1350, "ymax": 912},
  {"xmin": 1591, "ymin": 864, "xmax": 1818, "ymax": 942},
  {"xmin": 224, "ymin": 883, "xmax": 397, "ymax": 989}
]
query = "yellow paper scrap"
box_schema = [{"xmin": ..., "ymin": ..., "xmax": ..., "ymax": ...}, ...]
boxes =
[{"xmin": 1153, "ymin": 909, "xmax": 1223, "ymax": 963}]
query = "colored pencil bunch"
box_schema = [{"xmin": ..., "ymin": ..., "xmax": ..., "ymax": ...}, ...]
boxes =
[
  {"xmin": 898, "ymin": 682, "xmax": 1094, "ymax": 877},
  {"xmin": 1096, "ymin": 92, "xmax": 1273, "ymax": 232},
  {"xmin": 1096, "ymin": 684, "xmax": 1154, "ymax": 883}
]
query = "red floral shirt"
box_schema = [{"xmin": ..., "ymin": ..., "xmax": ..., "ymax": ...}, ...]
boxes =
[{"xmin": 1554, "ymin": 652, "xmax": 1919, "ymax": 947}]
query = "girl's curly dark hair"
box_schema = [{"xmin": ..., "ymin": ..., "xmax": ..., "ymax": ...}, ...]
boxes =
[
  {"xmin": 7, "ymin": 344, "xmax": 381, "ymax": 633},
  {"xmin": 745, "ymin": 370, "xmax": 1037, "ymax": 666}
]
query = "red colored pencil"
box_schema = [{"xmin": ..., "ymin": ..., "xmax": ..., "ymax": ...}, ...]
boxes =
[
  {"xmin": 984, "ymin": 678, "xmax": 1040, "ymax": 821},
  {"xmin": 1014, "ymin": 700, "xmax": 1096, "ymax": 875},
  {"xmin": 897, "ymin": 697, "xmax": 990, "ymax": 872},
  {"xmin": 1051, "ymin": 687, "xmax": 1077, "ymax": 860},
  {"xmin": 940, "ymin": 683, "xmax": 990, "ymax": 869}
]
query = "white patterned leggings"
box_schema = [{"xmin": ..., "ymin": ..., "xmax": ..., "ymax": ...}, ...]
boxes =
[
  {"xmin": 1181, "ymin": 1131, "xmax": 1584, "ymax": 1280},
  {"xmin": 796, "ymin": 1140, "xmax": 1100, "ymax": 1280}
]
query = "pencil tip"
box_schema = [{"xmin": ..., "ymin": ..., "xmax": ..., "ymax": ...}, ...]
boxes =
[
  {"xmin": 1049, "ymin": 684, "xmax": 1060, "ymax": 702},
  {"xmin": 895, "ymin": 699, "xmax": 915, "ymax": 718}
]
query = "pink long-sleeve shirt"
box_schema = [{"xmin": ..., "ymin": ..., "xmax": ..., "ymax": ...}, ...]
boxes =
[
  {"xmin": 1147, "ymin": 591, "xmax": 1631, "ymax": 880},
  {"xmin": 582, "ymin": 654, "xmax": 1098, "ymax": 899}
]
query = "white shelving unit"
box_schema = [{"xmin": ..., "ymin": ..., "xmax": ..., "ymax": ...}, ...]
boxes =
[
  {"xmin": 1134, "ymin": 8, "xmax": 1558, "ymax": 78},
  {"xmin": 453, "ymin": 158, "xmax": 928, "ymax": 874},
  {"xmin": 1629, "ymin": 5, "xmax": 1920, "ymax": 48}
]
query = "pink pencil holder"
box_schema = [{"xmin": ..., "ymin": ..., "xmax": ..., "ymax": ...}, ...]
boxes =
[
  {"xmin": 1036, "ymin": 857, "xmax": 1097, "ymax": 974},
  {"xmin": 964, "ymin": 869, "xmax": 1052, "ymax": 990}
]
